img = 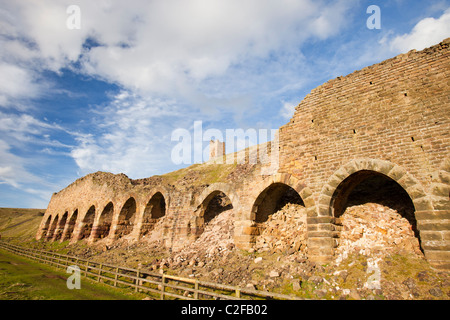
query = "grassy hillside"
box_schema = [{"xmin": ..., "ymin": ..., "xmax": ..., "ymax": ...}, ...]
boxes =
[
  {"xmin": 0, "ymin": 208, "xmax": 45, "ymax": 241},
  {"xmin": 0, "ymin": 249, "xmax": 145, "ymax": 300}
]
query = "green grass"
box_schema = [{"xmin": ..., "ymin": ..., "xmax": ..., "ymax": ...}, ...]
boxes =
[
  {"xmin": 162, "ymin": 163, "xmax": 238, "ymax": 186},
  {"xmin": 0, "ymin": 249, "xmax": 148, "ymax": 300},
  {"xmin": 0, "ymin": 208, "xmax": 44, "ymax": 241}
]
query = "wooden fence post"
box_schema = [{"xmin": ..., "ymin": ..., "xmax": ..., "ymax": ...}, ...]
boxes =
[
  {"xmin": 114, "ymin": 267, "xmax": 119, "ymax": 287},
  {"xmin": 98, "ymin": 264, "xmax": 102, "ymax": 282},
  {"xmin": 194, "ymin": 280, "xmax": 199, "ymax": 300},
  {"xmin": 161, "ymin": 274, "xmax": 166, "ymax": 300},
  {"xmin": 85, "ymin": 261, "xmax": 89, "ymax": 277},
  {"xmin": 135, "ymin": 269, "xmax": 140, "ymax": 292}
]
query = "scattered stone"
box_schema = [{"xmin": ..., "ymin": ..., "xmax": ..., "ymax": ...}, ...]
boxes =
[
  {"xmin": 315, "ymin": 289, "xmax": 327, "ymax": 298},
  {"xmin": 402, "ymin": 278, "xmax": 416, "ymax": 290},
  {"xmin": 417, "ymin": 271, "xmax": 430, "ymax": 282},
  {"xmin": 45, "ymin": 194, "xmax": 449, "ymax": 301},
  {"xmin": 309, "ymin": 276, "xmax": 323, "ymax": 285},
  {"xmin": 245, "ymin": 283, "xmax": 256, "ymax": 290},
  {"xmin": 269, "ymin": 270, "xmax": 280, "ymax": 278},
  {"xmin": 429, "ymin": 287, "xmax": 443, "ymax": 297},
  {"xmin": 335, "ymin": 270, "xmax": 348, "ymax": 282},
  {"xmin": 254, "ymin": 204, "xmax": 307, "ymax": 254},
  {"xmin": 341, "ymin": 288, "xmax": 350, "ymax": 296},
  {"xmin": 213, "ymin": 268, "xmax": 224, "ymax": 276},
  {"xmin": 292, "ymin": 279, "xmax": 301, "ymax": 291},
  {"xmin": 335, "ymin": 203, "xmax": 422, "ymax": 265},
  {"xmin": 349, "ymin": 289, "xmax": 361, "ymax": 300}
]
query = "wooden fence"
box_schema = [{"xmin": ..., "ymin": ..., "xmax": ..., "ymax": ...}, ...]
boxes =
[{"xmin": 0, "ymin": 241, "xmax": 301, "ymax": 300}]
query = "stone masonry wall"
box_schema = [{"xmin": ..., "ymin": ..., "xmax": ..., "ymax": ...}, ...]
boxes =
[
  {"xmin": 279, "ymin": 38, "xmax": 450, "ymax": 268},
  {"xmin": 36, "ymin": 39, "xmax": 450, "ymax": 270}
]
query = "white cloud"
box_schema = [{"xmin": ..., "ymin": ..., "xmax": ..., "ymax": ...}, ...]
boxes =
[
  {"xmin": 0, "ymin": 111, "xmax": 64, "ymax": 146},
  {"xmin": 0, "ymin": 109, "xmax": 71, "ymax": 207},
  {"xmin": 70, "ymin": 91, "xmax": 187, "ymax": 178},
  {"xmin": 280, "ymin": 101, "xmax": 297, "ymax": 120},
  {"xmin": 0, "ymin": 139, "xmax": 54, "ymax": 191},
  {"xmin": 79, "ymin": 0, "xmax": 355, "ymax": 99},
  {"xmin": 1, "ymin": 0, "xmax": 356, "ymax": 105},
  {"xmin": 0, "ymin": 63, "xmax": 45, "ymax": 109},
  {"xmin": 0, "ymin": 0, "xmax": 359, "ymax": 188},
  {"xmin": 390, "ymin": 8, "xmax": 450, "ymax": 53}
]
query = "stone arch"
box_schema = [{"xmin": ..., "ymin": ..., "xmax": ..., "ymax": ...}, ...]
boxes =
[
  {"xmin": 53, "ymin": 211, "xmax": 68, "ymax": 241},
  {"xmin": 331, "ymin": 170, "xmax": 421, "ymax": 245},
  {"xmin": 77, "ymin": 205, "xmax": 96, "ymax": 241},
  {"xmin": 310, "ymin": 158, "xmax": 431, "ymax": 263},
  {"xmin": 40, "ymin": 215, "xmax": 52, "ymax": 240},
  {"xmin": 140, "ymin": 190, "xmax": 168, "ymax": 237},
  {"xmin": 251, "ymin": 183, "xmax": 305, "ymax": 223},
  {"xmin": 46, "ymin": 215, "xmax": 59, "ymax": 240},
  {"xmin": 194, "ymin": 183, "xmax": 241, "ymax": 210},
  {"xmin": 233, "ymin": 173, "xmax": 313, "ymax": 250},
  {"xmin": 421, "ymin": 157, "xmax": 450, "ymax": 269},
  {"xmin": 430, "ymin": 157, "xmax": 450, "ymax": 210},
  {"xmin": 191, "ymin": 183, "xmax": 239, "ymax": 238},
  {"xmin": 62, "ymin": 209, "xmax": 78, "ymax": 241},
  {"xmin": 249, "ymin": 173, "xmax": 313, "ymax": 221},
  {"xmin": 317, "ymin": 159, "xmax": 431, "ymax": 217},
  {"xmin": 114, "ymin": 197, "xmax": 137, "ymax": 239},
  {"xmin": 202, "ymin": 191, "xmax": 233, "ymax": 225},
  {"xmin": 250, "ymin": 178, "xmax": 308, "ymax": 239},
  {"xmin": 92, "ymin": 202, "xmax": 114, "ymax": 241}
]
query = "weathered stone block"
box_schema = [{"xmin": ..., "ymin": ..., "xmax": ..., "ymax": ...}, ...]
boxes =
[
  {"xmin": 418, "ymin": 220, "xmax": 450, "ymax": 231},
  {"xmin": 413, "ymin": 198, "xmax": 434, "ymax": 211}
]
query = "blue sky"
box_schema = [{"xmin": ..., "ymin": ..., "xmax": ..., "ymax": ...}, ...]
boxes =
[{"xmin": 0, "ymin": 0, "xmax": 449, "ymax": 208}]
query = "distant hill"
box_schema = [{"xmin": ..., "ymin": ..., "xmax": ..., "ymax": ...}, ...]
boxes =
[{"xmin": 0, "ymin": 208, "xmax": 45, "ymax": 241}]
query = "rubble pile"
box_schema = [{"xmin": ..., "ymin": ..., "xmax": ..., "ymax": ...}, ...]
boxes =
[
  {"xmin": 335, "ymin": 202, "xmax": 422, "ymax": 264},
  {"xmin": 171, "ymin": 209, "xmax": 235, "ymax": 266},
  {"xmin": 253, "ymin": 203, "xmax": 307, "ymax": 254}
]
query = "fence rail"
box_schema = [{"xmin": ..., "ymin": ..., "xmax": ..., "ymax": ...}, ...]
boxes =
[{"xmin": 0, "ymin": 241, "xmax": 301, "ymax": 300}]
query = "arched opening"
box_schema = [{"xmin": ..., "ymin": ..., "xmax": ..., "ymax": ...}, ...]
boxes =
[
  {"xmin": 330, "ymin": 170, "xmax": 421, "ymax": 253},
  {"xmin": 193, "ymin": 190, "xmax": 234, "ymax": 240},
  {"xmin": 252, "ymin": 183, "xmax": 306, "ymax": 252},
  {"xmin": 203, "ymin": 191, "xmax": 233, "ymax": 225},
  {"xmin": 115, "ymin": 197, "xmax": 137, "ymax": 239},
  {"xmin": 78, "ymin": 206, "xmax": 95, "ymax": 241},
  {"xmin": 62, "ymin": 209, "xmax": 78, "ymax": 241},
  {"xmin": 92, "ymin": 202, "xmax": 114, "ymax": 241},
  {"xmin": 253, "ymin": 183, "xmax": 305, "ymax": 225},
  {"xmin": 46, "ymin": 216, "xmax": 59, "ymax": 240},
  {"xmin": 141, "ymin": 193, "xmax": 166, "ymax": 236},
  {"xmin": 53, "ymin": 212, "xmax": 68, "ymax": 241},
  {"xmin": 41, "ymin": 216, "xmax": 52, "ymax": 240}
]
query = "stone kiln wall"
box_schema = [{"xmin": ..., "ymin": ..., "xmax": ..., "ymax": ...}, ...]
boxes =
[
  {"xmin": 37, "ymin": 39, "xmax": 450, "ymax": 270},
  {"xmin": 279, "ymin": 38, "xmax": 450, "ymax": 268}
]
